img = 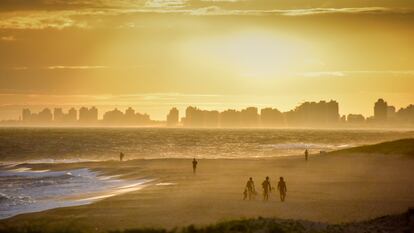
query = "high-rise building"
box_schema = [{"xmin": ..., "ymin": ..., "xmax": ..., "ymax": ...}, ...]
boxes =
[
  {"xmin": 125, "ymin": 107, "xmax": 136, "ymax": 123},
  {"xmin": 284, "ymin": 100, "xmax": 339, "ymax": 126},
  {"xmin": 166, "ymin": 107, "xmax": 179, "ymax": 127},
  {"xmin": 79, "ymin": 107, "xmax": 89, "ymax": 123},
  {"xmin": 135, "ymin": 112, "xmax": 151, "ymax": 125},
  {"xmin": 396, "ymin": 104, "xmax": 414, "ymax": 124},
  {"xmin": 374, "ymin": 99, "xmax": 388, "ymax": 122},
  {"xmin": 79, "ymin": 106, "xmax": 98, "ymax": 123},
  {"xmin": 89, "ymin": 107, "xmax": 98, "ymax": 122},
  {"xmin": 220, "ymin": 109, "xmax": 240, "ymax": 128},
  {"xmin": 38, "ymin": 108, "xmax": 53, "ymax": 122},
  {"xmin": 182, "ymin": 107, "xmax": 220, "ymax": 127},
  {"xmin": 203, "ymin": 110, "xmax": 219, "ymax": 127},
  {"xmin": 54, "ymin": 108, "xmax": 64, "ymax": 122},
  {"xmin": 183, "ymin": 106, "xmax": 204, "ymax": 127},
  {"xmin": 103, "ymin": 108, "xmax": 124, "ymax": 123},
  {"xmin": 260, "ymin": 108, "xmax": 284, "ymax": 127},
  {"xmin": 66, "ymin": 108, "xmax": 77, "ymax": 122},
  {"xmin": 387, "ymin": 105, "xmax": 396, "ymax": 119},
  {"xmin": 22, "ymin": 109, "xmax": 31, "ymax": 122},
  {"xmin": 347, "ymin": 114, "xmax": 365, "ymax": 124},
  {"xmin": 240, "ymin": 107, "xmax": 259, "ymax": 127}
]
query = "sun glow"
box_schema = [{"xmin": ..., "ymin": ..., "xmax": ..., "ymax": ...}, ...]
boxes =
[{"xmin": 181, "ymin": 31, "xmax": 312, "ymax": 78}]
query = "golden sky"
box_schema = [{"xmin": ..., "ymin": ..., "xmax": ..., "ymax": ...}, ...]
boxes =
[{"xmin": 1, "ymin": 0, "xmax": 414, "ymax": 120}]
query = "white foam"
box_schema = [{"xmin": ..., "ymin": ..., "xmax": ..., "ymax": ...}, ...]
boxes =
[
  {"xmin": 0, "ymin": 167, "xmax": 153, "ymax": 219},
  {"xmin": 156, "ymin": 182, "xmax": 176, "ymax": 186}
]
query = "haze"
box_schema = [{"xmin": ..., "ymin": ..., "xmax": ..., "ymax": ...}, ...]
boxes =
[{"xmin": 1, "ymin": 0, "xmax": 414, "ymax": 120}]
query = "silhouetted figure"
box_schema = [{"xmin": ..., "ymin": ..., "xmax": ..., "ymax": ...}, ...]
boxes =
[
  {"xmin": 192, "ymin": 158, "xmax": 198, "ymax": 174},
  {"xmin": 245, "ymin": 177, "xmax": 256, "ymax": 200},
  {"xmin": 120, "ymin": 152, "xmax": 125, "ymax": 161},
  {"xmin": 305, "ymin": 149, "xmax": 309, "ymax": 161},
  {"xmin": 277, "ymin": 177, "xmax": 287, "ymax": 202},
  {"xmin": 262, "ymin": 176, "xmax": 272, "ymax": 201}
]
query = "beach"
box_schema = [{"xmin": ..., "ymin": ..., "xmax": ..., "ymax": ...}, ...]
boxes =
[{"xmin": 1, "ymin": 149, "xmax": 414, "ymax": 232}]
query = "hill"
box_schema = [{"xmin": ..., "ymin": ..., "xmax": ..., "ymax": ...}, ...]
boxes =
[{"xmin": 329, "ymin": 138, "xmax": 414, "ymax": 156}]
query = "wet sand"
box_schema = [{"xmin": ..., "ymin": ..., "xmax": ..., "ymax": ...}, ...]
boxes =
[{"xmin": 1, "ymin": 153, "xmax": 414, "ymax": 232}]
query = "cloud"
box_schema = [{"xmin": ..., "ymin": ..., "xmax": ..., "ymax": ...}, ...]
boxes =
[
  {"xmin": 189, "ymin": 6, "xmax": 414, "ymax": 16},
  {"xmin": 46, "ymin": 65, "xmax": 108, "ymax": 70},
  {"xmin": 300, "ymin": 70, "xmax": 414, "ymax": 78},
  {"xmin": 12, "ymin": 66, "xmax": 28, "ymax": 70},
  {"xmin": 144, "ymin": 0, "xmax": 187, "ymax": 9},
  {"xmin": 1, "ymin": 65, "xmax": 108, "ymax": 70},
  {"xmin": 0, "ymin": 11, "xmax": 89, "ymax": 29},
  {"xmin": 301, "ymin": 71, "xmax": 346, "ymax": 78},
  {"xmin": 0, "ymin": 35, "xmax": 16, "ymax": 41},
  {"xmin": 0, "ymin": 6, "xmax": 412, "ymax": 29}
]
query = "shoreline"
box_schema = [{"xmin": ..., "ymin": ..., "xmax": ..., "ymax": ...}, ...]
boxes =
[{"xmin": 1, "ymin": 148, "xmax": 413, "ymax": 231}]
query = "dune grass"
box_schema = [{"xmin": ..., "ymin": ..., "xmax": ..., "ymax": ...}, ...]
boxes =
[
  {"xmin": 1, "ymin": 211, "xmax": 411, "ymax": 233},
  {"xmin": 329, "ymin": 138, "xmax": 414, "ymax": 156}
]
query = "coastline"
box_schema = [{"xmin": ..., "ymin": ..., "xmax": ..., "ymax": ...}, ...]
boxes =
[{"xmin": 1, "ymin": 147, "xmax": 414, "ymax": 232}]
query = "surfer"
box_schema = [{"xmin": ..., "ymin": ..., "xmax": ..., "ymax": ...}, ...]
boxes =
[{"xmin": 120, "ymin": 152, "xmax": 125, "ymax": 161}]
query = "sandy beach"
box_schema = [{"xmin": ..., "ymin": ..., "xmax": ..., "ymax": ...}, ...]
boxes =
[{"xmin": 1, "ymin": 148, "xmax": 414, "ymax": 232}]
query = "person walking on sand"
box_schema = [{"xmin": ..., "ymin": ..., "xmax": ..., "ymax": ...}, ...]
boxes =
[
  {"xmin": 119, "ymin": 152, "xmax": 125, "ymax": 161},
  {"xmin": 305, "ymin": 149, "xmax": 309, "ymax": 161},
  {"xmin": 245, "ymin": 177, "xmax": 256, "ymax": 200},
  {"xmin": 262, "ymin": 176, "xmax": 272, "ymax": 201},
  {"xmin": 277, "ymin": 176, "xmax": 287, "ymax": 202},
  {"xmin": 192, "ymin": 158, "xmax": 198, "ymax": 174}
]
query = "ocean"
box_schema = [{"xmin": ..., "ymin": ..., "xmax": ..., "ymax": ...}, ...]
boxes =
[
  {"xmin": 1, "ymin": 127, "xmax": 413, "ymax": 219},
  {"xmin": 1, "ymin": 127, "xmax": 414, "ymax": 161}
]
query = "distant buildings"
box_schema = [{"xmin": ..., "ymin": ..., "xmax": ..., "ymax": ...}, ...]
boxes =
[
  {"xmin": 79, "ymin": 107, "xmax": 98, "ymax": 123},
  {"xmin": 53, "ymin": 108, "xmax": 64, "ymax": 122},
  {"xmin": 22, "ymin": 109, "xmax": 31, "ymax": 122},
  {"xmin": 13, "ymin": 98, "xmax": 414, "ymax": 127},
  {"xmin": 20, "ymin": 106, "xmax": 152, "ymax": 126},
  {"xmin": 22, "ymin": 107, "xmax": 79, "ymax": 124},
  {"xmin": 103, "ymin": 108, "xmax": 150, "ymax": 125},
  {"xmin": 182, "ymin": 107, "xmax": 220, "ymax": 127},
  {"xmin": 374, "ymin": 99, "xmax": 388, "ymax": 122},
  {"xmin": 166, "ymin": 107, "xmax": 179, "ymax": 127},
  {"xmin": 260, "ymin": 108, "xmax": 284, "ymax": 127},
  {"xmin": 396, "ymin": 104, "xmax": 414, "ymax": 124},
  {"xmin": 240, "ymin": 107, "xmax": 259, "ymax": 127},
  {"xmin": 347, "ymin": 114, "xmax": 365, "ymax": 124},
  {"xmin": 21, "ymin": 108, "xmax": 53, "ymax": 123},
  {"xmin": 66, "ymin": 108, "xmax": 78, "ymax": 122},
  {"xmin": 103, "ymin": 108, "xmax": 124, "ymax": 123},
  {"xmin": 179, "ymin": 98, "xmax": 414, "ymax": 128},
  {"xmin": 219, "ymin": 109, "xmax": 240, "ymax": 128},
  {"xmin": 284, "ymin": 100, "xmax": 339, "ymax": 126},
  {"xmin": 182, "ymin": 102, "xmax": 338, "ymax": 128}
]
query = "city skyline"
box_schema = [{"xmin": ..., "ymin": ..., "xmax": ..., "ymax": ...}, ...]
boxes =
[
  {"xmin": 1, "ymin": 1, "xmax": 414, "ymax": 121},
  {"xmin": 7, "ymin": 98, "xmax": 414, "ymax": 127},
  {"xmin": 1, "ymin": 96, "xmax": 414, "ymax": 122}
]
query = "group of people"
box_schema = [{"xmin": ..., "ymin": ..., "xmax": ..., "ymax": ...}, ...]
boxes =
[
  {"xmin": 244, "ymin": 176, "xmax": 287, "ymax": 202},
  {"xmin": 119, "ymin": 154, "xmax": 289, "ymax": 202}
]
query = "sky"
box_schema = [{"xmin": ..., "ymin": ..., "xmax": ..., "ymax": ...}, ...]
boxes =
[{"xmin": 1, "ymin": 0, "xmax": 414, "ymax": 120}]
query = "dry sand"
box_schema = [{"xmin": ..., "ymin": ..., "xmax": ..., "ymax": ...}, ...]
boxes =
[{"xmin": 1, "ymin": 153, "xmax": 414, "ymax": 232}]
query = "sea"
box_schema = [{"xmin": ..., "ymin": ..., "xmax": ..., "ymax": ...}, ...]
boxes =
[{"xmin": 1, "ymin": 127, "xmax": 413, "ymax": 219}]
